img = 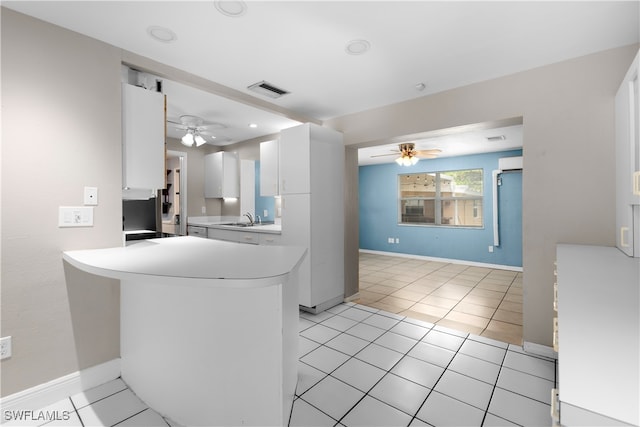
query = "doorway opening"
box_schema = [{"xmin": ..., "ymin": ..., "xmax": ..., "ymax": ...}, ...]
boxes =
[
  {"xmin": 162, "ymin": 150, "xmax": 188, "ymax": 236},
  {"xmin": 355, "ymin": 120, "xmax": 523, "ymax": 344}
]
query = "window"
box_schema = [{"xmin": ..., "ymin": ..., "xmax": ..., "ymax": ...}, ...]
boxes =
[{"xmin": 399, "ymin": 169, "xmax": 483, "ymax": 227}]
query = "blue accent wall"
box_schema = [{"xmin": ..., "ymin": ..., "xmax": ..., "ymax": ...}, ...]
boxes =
[
  {"xmin": 254, "ymin": 161, "xmax": 276, "ymax": 221},
  {"xmin": 359, "ymin": 150, "xmax": 523, "ymax": 267}
]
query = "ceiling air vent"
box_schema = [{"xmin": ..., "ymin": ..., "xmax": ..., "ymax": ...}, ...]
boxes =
[
  {"xmin": 247, "ymin": 80, "xmax": 290, "ymax": 99},
  {"xmin": 486, "ymin": 135, "xmax": 506, "ymax": 142}
]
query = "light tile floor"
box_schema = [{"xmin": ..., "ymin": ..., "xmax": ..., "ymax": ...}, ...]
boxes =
[
  {"xmin": 24, "ymin": 303, "xmax": 554, "ymax": 427},
  {"xmin": 356, "ymin": 252, "xmax": 524, "ymax": 345}
]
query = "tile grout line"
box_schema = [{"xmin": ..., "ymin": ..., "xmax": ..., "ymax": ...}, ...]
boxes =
[
  {"xmin": 479, "ymin": 342, "xmax": 511, "ymax": 427},
  {"xmin": 407, "ymin": 332, "xmax": 473, "ymax": 426},
  {"xmin": 68, "ymin": 396, "xmax": 85, "ymax": 427}
]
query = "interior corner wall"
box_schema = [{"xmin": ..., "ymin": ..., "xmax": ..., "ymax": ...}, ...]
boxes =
[
  {"xmin": 344, "ymin": 147, "xmax": 360, "ymax": 299},
  {"xmin": 326, "ymin": 44, "xmax": 640, "ymax": 347},
  {"xmin": 1, "ymin": 8, "xmax": 122, "ymax": 396}
]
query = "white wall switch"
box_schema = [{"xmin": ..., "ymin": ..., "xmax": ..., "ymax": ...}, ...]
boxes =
[
  {"xmin": 488, "ymin": 245, "xmax": 494, "ymax": 253},
  {"xmin": 59, "ymin": 206, "xmax": 94, "ymax": 227},
  {"xmin": 387, "ymin": 237, "xmax": 394, "ymax": 244},
  {"xmin": 263, "ymin": 209, "xmax": 268, "ymax": 218},
  {"xmin": 84, "ymin": 187, "xmax": 98, "ymax": 205},
  {"xmin": 395, "ymin": 238, "xmax": 400, "ymax": 244},
  {"xmin": 201, "ymin": 206, "xmax": 206, "ymax": 214},
  {"xmin": 1, "ymin": 336, "xmax": 12, "ymax": 360}
]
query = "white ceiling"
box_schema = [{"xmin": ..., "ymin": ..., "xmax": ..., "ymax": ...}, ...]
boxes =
[
  {"xmin": 4, "ymin": 1, "xmax": 638, "ymax": 159},
  {"xmin": 359, "ymin": 124, "xmax": 523, "ymax": 166}
]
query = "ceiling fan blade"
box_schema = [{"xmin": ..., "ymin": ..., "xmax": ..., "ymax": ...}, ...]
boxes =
[
  {"xmin": 418, "ymin": 154, "xmax": 439, "ymax": 159},
  {"xmin": 197, "ymin": 122, "xmax": 226, "ymax": 130},
  {"xmin": 415, "ymin": 149, "xmax": 442, "ymax": 155},
  {"xmin": 371, "ymin": 153, "xmax": 400, "ymax": 158}
]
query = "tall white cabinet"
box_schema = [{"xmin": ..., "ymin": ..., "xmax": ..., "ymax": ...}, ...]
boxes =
[
  {"xmin": 615, "ymin": 49, "xmax": 640, "ymax": 257},
  {"xmin": 279, "ymin": 123, "xmax": 344, "ymax": 312},
  {"xmin": 121, "ymin": 83, "xmax": 165, "ymax": 193}
]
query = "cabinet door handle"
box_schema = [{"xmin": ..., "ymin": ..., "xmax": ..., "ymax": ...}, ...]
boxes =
[
  {"xmin": 633, "ymin": 171, "xmax": 640, "ymax": 196},
  {"xmin": 621, "ymin": 226, "xmax": 630, "ymax": 247}
]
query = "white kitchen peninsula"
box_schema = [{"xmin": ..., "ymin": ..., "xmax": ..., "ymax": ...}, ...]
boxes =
[{"xmin": 63, "ymin": 236, "xmax": 305, "ymax": 427}]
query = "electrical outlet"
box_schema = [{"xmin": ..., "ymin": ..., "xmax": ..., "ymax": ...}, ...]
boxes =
[
  {"xmin": 84, "ymin": 186, "xmax": 98, "ymax": 206},
  {"xmin": 488, "ymin": 246, "xmax": 494, "ymax": 253},
  {"xmin": 1, "ymin": 336, "xmax": 12, "ymax": 360}
]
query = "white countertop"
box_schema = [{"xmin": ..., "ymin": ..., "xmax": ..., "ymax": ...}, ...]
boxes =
[
  {"xmin": 188, "ymin": 216, "xmax": 282, "ymax": 234},
  {"xmin": 63, "ymin": 236, "xmax": 305, "ymax": 284}
]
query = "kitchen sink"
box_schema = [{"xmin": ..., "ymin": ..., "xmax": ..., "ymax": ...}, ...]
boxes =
[{"xmin": 219, "ymin": 221, "xmax": 276, "ymax": 228}]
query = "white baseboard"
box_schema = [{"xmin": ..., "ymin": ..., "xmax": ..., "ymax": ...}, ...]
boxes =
[
  {"xmin": 523, "ymin": 341, "xmax": 558, "ymax": 360},
  {"xmin": 0, "ymin": 358, "xmax": 121, "ymax": 418},
  {"xmin": 359, "ymin": 249, "xmax": 523, "ymax": 272},
  {"xmin": 344, "ymin": 292, "xmax": 360, "ymax": 303}
]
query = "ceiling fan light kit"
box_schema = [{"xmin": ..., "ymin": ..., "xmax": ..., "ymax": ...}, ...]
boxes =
[
  {"xmin": 171, "ymin": 115, "xmax": 223, "ymax": 147},
  {"xmin": 370, "ymin": 142, "xmax": 442, "ymax": 166},
  {"xmin": 396, "ymin": 155, "xmax": 419, "ymax": 166}
]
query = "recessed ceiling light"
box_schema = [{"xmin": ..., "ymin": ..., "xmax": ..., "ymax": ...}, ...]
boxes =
[
  {"xmin": 147, "ymin": 26, "xmax": 177, "ymax": 43},
  {"xmin": 248, "ymin": 123, "xmax": 258, "ymax": 128},
  {"xmin": 345, "ymin": 39, "xmax": 370, "ymax": 55},
  {"xmin": 214, "ymin": 0, "xmax": 247, "ymax": 17}
]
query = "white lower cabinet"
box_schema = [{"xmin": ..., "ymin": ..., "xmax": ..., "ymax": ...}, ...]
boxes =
[
  {"xmin": 187, "ymin": 226, "xmax": 207, "ymax": 237},
  {"xmin": 206, "ymin": 227, "xmax": 279, "ymax": 246},
  {"xmin": 260, "ymin": 233, "xmax": 282, "ymax": 246},
  {"xmin": 556, "ymin": 244, "xmax": 639, "ymax": 426}
]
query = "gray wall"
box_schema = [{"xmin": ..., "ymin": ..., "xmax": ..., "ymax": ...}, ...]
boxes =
[
  {"xmin": 326, "ymin": 44, "xmax": 639, "ymax": 347},
  {"xmin": 1, "ymin": 9, "xmax": 122, "ymax": 396}
]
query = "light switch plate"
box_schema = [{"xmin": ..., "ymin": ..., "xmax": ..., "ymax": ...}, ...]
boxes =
[
  {"xmin": 1, "ymin": 336, "xmax": 12, "ymax": 360},
  {"xmin": 59, "ymin": 206, "xmax": 94, "ymax": 227},
  {"xmin": 84, "ymin": 187, "xmax": 98, "ymax": 205}
]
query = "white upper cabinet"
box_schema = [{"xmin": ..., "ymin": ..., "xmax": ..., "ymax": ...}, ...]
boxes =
[
  {"xmin": 260, "ymin": 140, "xmax": 279, "ymax": 196},
  {"xmin": 204, "ymin": 151, "xmax": 239, "ymax": 198},
  {"xmin": 615, "ymin": 50, "xmax": 640, "ymax": 256},
  {"xmin": 279, "ymin": 125, "xmax": 311, "ymax": 194},
  {"xmin": 122, "ymin": 83, "xmax": 165, "ymax": 191}
]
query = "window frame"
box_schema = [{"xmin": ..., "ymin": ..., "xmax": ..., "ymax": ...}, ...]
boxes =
[{"xmin": 398, "ymin": 168, "xmax": 484, "ymax": 228}]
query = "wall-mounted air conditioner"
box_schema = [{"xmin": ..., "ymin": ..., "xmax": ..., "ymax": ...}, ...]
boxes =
[{"xmin": 498, "ymin": 156, "xmax": 523, "ymax": 171}]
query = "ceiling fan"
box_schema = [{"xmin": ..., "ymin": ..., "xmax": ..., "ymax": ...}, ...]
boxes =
[
  {"xmin": 372, "ymin": 143, "xmax": 441, "ymax": 166},
  {"xmin": 167, "ymin": 115, "xmax": 225, "ymax": 147}
]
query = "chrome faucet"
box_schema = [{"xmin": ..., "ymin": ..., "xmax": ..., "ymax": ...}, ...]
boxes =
[{"xmin": 244, "ymin": 212, "xmax": 254, "ymax": 225}]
